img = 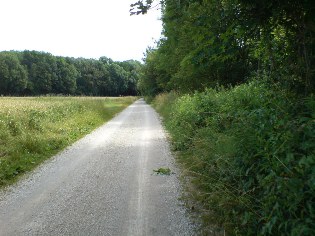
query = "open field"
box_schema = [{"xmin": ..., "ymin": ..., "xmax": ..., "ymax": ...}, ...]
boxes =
[{"xmin": 0, "ymin": 96, "xmax": 137, "ymax": 187}]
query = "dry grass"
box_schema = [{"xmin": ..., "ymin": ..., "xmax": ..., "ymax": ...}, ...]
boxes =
[{"xmin": 0, "ymin": 96, "xmax": 137, "ymax": 187}]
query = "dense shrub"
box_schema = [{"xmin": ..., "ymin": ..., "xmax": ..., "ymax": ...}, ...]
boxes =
[{"xmin": 153, "ymin": 81, "xmax": 315, "ymax": 235}]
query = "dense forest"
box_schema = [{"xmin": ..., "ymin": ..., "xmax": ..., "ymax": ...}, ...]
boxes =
[
  {"xmin": 0, "ymin": 50, "xmax": 142, "ymax": 96},
  {"xmin": 133, "ymin": 0, "xmax": 315, "ymax": 235},
  {"xmin": 135, "ymin": 0, "xmax": 314, "ymax": 95}
]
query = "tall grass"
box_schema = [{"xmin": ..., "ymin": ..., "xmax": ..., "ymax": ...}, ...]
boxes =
[
  {"xmin": 152, "ymin": 81, "xmax": 315, "ymax": 235},
  {"xmin": 0, "ymin": 96, "xmax": 136, "ymax": 187}
]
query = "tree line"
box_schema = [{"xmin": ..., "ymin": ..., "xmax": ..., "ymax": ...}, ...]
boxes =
[
  {"xmin": 0, "ymin": 50, "xmax": 142, "ymax": 96},
  {"xmin": 135, "ymin": 0, "xmax": 314, "ymax": 95}
]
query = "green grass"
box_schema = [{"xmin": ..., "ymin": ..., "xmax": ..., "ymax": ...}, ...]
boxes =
[{"xmin": 0, "ymin": 96, "xmax": 137, "ymax": 187}]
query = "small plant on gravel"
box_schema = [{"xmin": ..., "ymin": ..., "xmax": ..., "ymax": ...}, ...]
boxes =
[{"xmin": 153, "ymin": 167, "xmax": 172, "ymax": 175}]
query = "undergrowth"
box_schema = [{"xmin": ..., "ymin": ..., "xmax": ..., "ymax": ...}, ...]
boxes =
[
  {"xmin": 152, "ymin": 81, "xmax": 315, "ymax": 235},
  {"xmin": 0, "ymin": 96, "xmax": 136, "ymax": 187}
]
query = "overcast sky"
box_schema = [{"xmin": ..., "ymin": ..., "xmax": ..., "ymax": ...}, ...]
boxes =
[{"xmin": 0, "ymin": 0, "xmax": 162, "ymax": 62}]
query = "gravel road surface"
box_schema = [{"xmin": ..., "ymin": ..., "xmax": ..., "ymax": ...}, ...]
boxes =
[{"xmin": 0, "ymin": 99, "xmax": 195, "ymax": 236}]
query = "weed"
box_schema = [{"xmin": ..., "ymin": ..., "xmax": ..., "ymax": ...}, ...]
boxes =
[{"xmin": 153, "ymin": 167, "xmax": 172, "ymax": 175}]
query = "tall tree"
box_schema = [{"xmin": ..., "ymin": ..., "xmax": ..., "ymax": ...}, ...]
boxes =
[
  {"xmin": 0, "ymin": 52, "xmax": 28, "ymax": 95},
  {"xmin": 21, "ymin": 51, "xmax": 58, "ymax": 94},
  {"xmin": 54, "ymin": 57, "xmax": 78, "ymax": 94}
]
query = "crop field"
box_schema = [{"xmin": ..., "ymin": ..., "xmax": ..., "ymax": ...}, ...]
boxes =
[{"xmin": 0, "ymin": 96, "xmax": 136, "ymax": 187}]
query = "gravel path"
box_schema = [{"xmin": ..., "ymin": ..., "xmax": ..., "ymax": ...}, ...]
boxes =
[{"xmin": 0, "ymin": 99, "xmax": 195, "ymax": 236}]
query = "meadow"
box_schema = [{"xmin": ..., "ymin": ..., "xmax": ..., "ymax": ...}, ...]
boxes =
[{"xmin": 0, "ymin": 96, "xmax": 136, "ymax": 187}]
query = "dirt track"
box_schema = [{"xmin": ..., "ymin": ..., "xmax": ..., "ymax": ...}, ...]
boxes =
[{"xmin": 0, "ymin": 99, "xmax": 194, "ymax": 235}]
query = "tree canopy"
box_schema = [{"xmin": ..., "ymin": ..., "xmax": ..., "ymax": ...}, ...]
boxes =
[
  {"xmin": 0, "ymin": 50, "xmax": 142, "ymax": 96},
  {"xmin": 137, "ymin": 0, "xmax": 315, "ymax": 95}
]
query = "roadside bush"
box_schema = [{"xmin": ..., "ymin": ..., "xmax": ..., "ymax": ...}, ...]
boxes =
[
  {"xmin": 152, "ymin": 91, "xmax": 179, "ymax": 120},
  {"xmin": 153, "ymin": 81, "xmax": 315, "ymax": 235}
]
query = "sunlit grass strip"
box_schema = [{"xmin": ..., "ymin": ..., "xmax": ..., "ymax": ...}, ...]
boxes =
[{"xmin": 0, "ymin": 96, "xmax": 137, "ymax": 187}]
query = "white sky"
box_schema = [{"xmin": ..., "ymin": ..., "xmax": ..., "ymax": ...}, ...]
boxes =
[{"xmin": 0, "ymin": 0, "xmax": 162, "ymax": 62}]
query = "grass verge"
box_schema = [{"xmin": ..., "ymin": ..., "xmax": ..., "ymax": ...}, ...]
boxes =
[
  {"xmin": 0, "ymin": 96, "xmax": 136, "ymax": 187},
  {"xmin": 151, "ymin": 82, "xmax": 315, "ymax": 235}
]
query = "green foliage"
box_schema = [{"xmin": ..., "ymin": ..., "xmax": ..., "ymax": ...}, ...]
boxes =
[
  {"xmin": 130, "ymin": 0, "xmax": 155, "ymax": 15},
  {"xmin": 153, "ymin": 82, "xmax": 315, "ymax": 235},
  {"xmin": 0, "ymin": 97, "xmax": 136, "ymax": 187},
  {"xmin": 153, "ymin": 167, "xmax": 172, "ymax": 175},
  {"xmin": 138, "ymin": 0, "xmax": 315, "ymax": 95},
  {"xmin": 54, "ymin": 57, "xmax": 78, "ymax": 94},
  {"xmin": 0, "ymin": 50, "xmax": 142, "ymax": 96},
  {"xmin": 0, "ymin": 52, "xmax": 28, "ymax": 95},
  {"xmin": 151, "ymin": 91, "xmax": 178, "ymax": 119},
  {"xmin": 137, "ymin": 48, "xmax": 165, "ymax": 96}
]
